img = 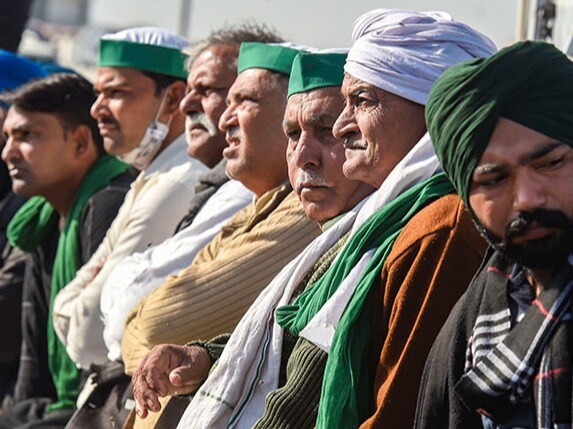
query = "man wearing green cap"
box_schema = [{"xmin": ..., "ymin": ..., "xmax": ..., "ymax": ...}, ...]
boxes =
[
  {"xmin": 51, "ymin": 27, "xmax": 211, "ymax": 372},
  {"xmin": 129, "ymin": 50, "xmax": 377, "ymax": 429},
  {"xmin": 119, "ymin": 42, "xmax": 322, "ymax": 425},
  {"xmin": 0, "ymin": 74, "xmax": 134, "ymax": 428},
  {"xmin": 416, "ymin": 41, "xmax": 573, "ymax": 429}
]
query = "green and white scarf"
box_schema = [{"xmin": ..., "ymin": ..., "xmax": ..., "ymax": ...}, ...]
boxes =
[
  {"xmin": 276, "ymin": 172, "xmax": 453, "ymax": 428},
  {"xmin": 178, "ymin": 133, "xmax": 447, "ymax": 429}
]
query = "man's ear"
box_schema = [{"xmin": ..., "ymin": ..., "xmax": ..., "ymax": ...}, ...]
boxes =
[
  {"xmin": 162, "ymin": 81, "xmax": 187, "ymax": 117},
  {"xmin": 68, "ymin": 124, "xmax": 95, "ymax": 160}
]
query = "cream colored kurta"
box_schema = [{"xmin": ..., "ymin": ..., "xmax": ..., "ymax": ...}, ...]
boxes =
[
  {"xmin": 121, "ymin": 184, "xmax": 322, "ymax": 375},
  {"xmin": 52, "ymin": 135, "xmax": 208, "ymax": 369}
]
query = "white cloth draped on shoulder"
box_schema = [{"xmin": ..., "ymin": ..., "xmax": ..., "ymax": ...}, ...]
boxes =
[{"xmin": 177, "ymin": 133, "xmax": 440, "ymax": 429}]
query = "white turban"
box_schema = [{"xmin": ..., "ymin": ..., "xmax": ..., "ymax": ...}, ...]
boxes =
[{"xmin": 345, "ymin": 9, "xmax": 497, "ymax": 105}]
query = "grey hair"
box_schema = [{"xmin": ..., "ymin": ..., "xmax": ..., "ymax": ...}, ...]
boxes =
[{"xmin": 184, "ymin": 21, "xmax": 284, "ymax": 71}]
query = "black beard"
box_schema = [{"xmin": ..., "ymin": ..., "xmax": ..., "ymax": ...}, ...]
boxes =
[{"xmin": 472, "ymin": 208, "xmax": 573, "ymax": 269}]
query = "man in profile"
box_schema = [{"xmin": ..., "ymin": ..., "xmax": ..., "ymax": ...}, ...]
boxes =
[{"xmin": 0, "ymin": 73, "xmax": 133, "ymax": 428}]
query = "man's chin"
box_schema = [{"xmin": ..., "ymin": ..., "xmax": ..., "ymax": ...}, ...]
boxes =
[
  {"xmin": 12, "ymin": 182, "xmax": 36, "ymax": 198},
  {"xmin": 103, "ymin": 138, "xmax": 127, "ymax": 156},
  {"xmin": 496, "ymin": 236, "xmax": 573, "ymax": 269}
]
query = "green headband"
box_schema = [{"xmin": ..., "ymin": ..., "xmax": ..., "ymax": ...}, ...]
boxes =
[
  {"xmin": 98, "ymin": 39, "xmax": 189, "ymax": 79},
  {"xmin": 287, "ymin": 52, "xmax": 347, "ymax": 97},
  {"xmin": 427, "ymin": 41, "xmax": 573, "ymax": 206},
  {"xmin": 237, "ymin": 42, "xmax": 302, "ymax": 76}
]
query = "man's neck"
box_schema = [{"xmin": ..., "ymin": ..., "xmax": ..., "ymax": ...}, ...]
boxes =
[
  {"xmin": 46, "ymin": 185, "xmax": 80, "ymax": 225},
  {"xmin": 45, "ymin": 164, "xmax": 94, "ymax": 224},
  {"xmin": 152, "ymin": 132, "xmax": 179, "ymax": 163},
  {"xmin": 527, "ymin": 266, "xmax": 560, "ymax": 297},
  {"xmin": 250, "ymin": 177, "xmax": 290, "ymax": 199}
]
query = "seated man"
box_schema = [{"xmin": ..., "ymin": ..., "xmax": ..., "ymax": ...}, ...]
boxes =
[
  {"xmin": 122, "ymin": 42, "xmax": 323, "ymax": 428},
  {"xmin": 132, "ymin": 10, "xmax": 495, "ymax": 429},
  {"xmin": 416, "ymin": 42, "xmax": 573, "ymax": 429},
  {"xmin": 0, "ymin": 73, "xmax": 134, "ymax": 428},
  {"xmin": 100, "ymin": 24, "xmax": 283, "ymax": 364},
  {"xmin": 0, "ymin": 49, "xmax": 48, "ymax": 403},
  {"xmin": 52, "ymin": 27, "xmax": 211, "ymax": 370},
  {"xmin": 131, "ymin": 49, "xmax": 375, "ymax": 427}
]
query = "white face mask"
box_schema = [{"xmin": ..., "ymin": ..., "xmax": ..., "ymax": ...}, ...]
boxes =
[{"xmin": 118, "ymin": 91, "xmax": 172, "ymax": 171}]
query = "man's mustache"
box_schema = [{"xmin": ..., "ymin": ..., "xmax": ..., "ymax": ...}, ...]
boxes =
[
  {"xmin": 186, "ymin": 112, "xmax": 218, "ymax": 136},
  {"xmin": 295, "ymin": 169, "xmax": 329, "ymax": 192},
  {"xmin": 226, "ymin": 126, "xmax": 243, "ymax": 142},
  {"xmin": 505, "ymin": 209, "xmax": 570, "ymax": 242},
  {"xmin": 98, "ymin": 116, "xmax": 120, "ymax": 129}
]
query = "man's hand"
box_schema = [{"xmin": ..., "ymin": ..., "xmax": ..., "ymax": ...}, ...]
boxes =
[{"xmin": 131, "ymin": 343, "xmax": 211, "ymax": 418}]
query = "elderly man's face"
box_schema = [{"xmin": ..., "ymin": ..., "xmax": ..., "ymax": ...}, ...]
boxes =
[
  {"xmin": 180, "ymin": 45, "xmax": 237, "ymax": 168},
  {"xmin": 284, "ymin": 88, "xmax": 375, "ymax": 224},
  {"xmin": 333, "ymin": 74, "xmax": 426, "ymax": 188},
  {"xmin": 219, "ymin": 68, "xmax": 289, "ymax": 197},
  {"xmin": 469, "ymin": 117, "xmax": 573, "ymax": 269}
]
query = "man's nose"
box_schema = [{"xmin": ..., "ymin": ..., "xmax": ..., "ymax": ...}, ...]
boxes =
[
  {"xmin": 180, "ymin": 89, "xmax": 201, "ymax": 116},
  {"xmin": 512, "ymin": 170, "xmax": 548, "ymax": 213},
  {"xmin": 90, "ymin": 94, "xmax": 108, "ymax": 120}
]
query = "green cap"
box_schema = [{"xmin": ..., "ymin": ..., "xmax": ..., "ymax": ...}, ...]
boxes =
[
  {"xmin": 98, "ymin": 39, "xmax": 189, "ymax": 79},
  {"xmin": 288, "ymin": 52, "xmax": 347, "ymax": 97},
  {"xmin": 237, "ymin": 42, "xmax": 303, "ymax": 76}
]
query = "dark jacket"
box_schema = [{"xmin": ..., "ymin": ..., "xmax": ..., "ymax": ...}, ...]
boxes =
[{"xmin": 13, "ymin": 169, "xmax": 135, "ymax": 404}]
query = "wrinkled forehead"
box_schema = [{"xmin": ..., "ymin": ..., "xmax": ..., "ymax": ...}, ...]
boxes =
[
  {"xmin": 188, "ymin": 46, "xmax": 237, "ymax": 82},
  {"xmin": 285, "ymin": 88, "xmax": 343, "ymax": 125},
  {"xmin": 341, "ymin": 72, "xmax": 372, "ymax": 95},
  {"xmin": 227, "ymin": 68, "xmax": 278, "ymax": 100},
  {"xmin": 340, "ymin": 72, "xmax": 401, "ymax": 105}
]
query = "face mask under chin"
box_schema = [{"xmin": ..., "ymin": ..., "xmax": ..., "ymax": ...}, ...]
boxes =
[
  {"xmin": 118, "ymin": 120, "xmax": 170, "ymax": 170},
  {"xmin": 117, "ymin": 91, "xmax": 171, "ymax": 171}
]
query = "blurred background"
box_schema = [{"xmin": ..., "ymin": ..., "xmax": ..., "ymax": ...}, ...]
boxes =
[{"xmin": 3, "ymin": 0, "xmax": 573, "ymax": 79}]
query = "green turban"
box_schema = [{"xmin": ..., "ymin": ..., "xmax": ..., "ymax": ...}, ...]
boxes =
[
  {"xmin": 287, "ymin": 52, "xmax": 347, "ymax": 98},
  {"xmin": 237, "ymin": 42, "xmax": 304, "ymax": 76},
  {"xmin": 426, "ymin": 41, "xmax": 573, "ymax": 206}
]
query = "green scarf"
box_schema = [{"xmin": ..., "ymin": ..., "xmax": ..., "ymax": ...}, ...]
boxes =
[
  {"xmin": 8, "ymin": 154, "xmax": 129, "ymax": 411},
  {"xmin": 276, "ymin": 173, "xmax": 454, "ymax": 428}
]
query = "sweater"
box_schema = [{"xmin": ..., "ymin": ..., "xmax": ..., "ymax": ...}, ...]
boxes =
[
  {"xmin": 242, "ymin": 194, "xmax": 485, "ymax": 429},
  {"xmin": 360, "ymin": 194, "xmax": 486, "ymax": 428},
  {"xmin": 252, "ymin": 234, "xmax": 349, "ymax": 429},
  {"xmin": 121, "ymin": 183, "xmax": 322, "ymax": 375}
]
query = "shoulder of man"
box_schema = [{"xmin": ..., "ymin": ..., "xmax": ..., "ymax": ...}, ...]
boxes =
[
  {"xmin": 414, "ymin": 250, "xmax": 493, "ymax": 429},
  {"xmin": 79, "ymin": 169, "xmax": 137, "ymax": 262},
  {"xmin": 388, "ymin": 193, "xmax": 486, "ymax": 264}
]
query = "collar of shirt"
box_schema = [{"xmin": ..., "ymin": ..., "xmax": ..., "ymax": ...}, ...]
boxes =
[{"xmin": 142, "ymin": 133, "xmax": 194, "ymax": 179}]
